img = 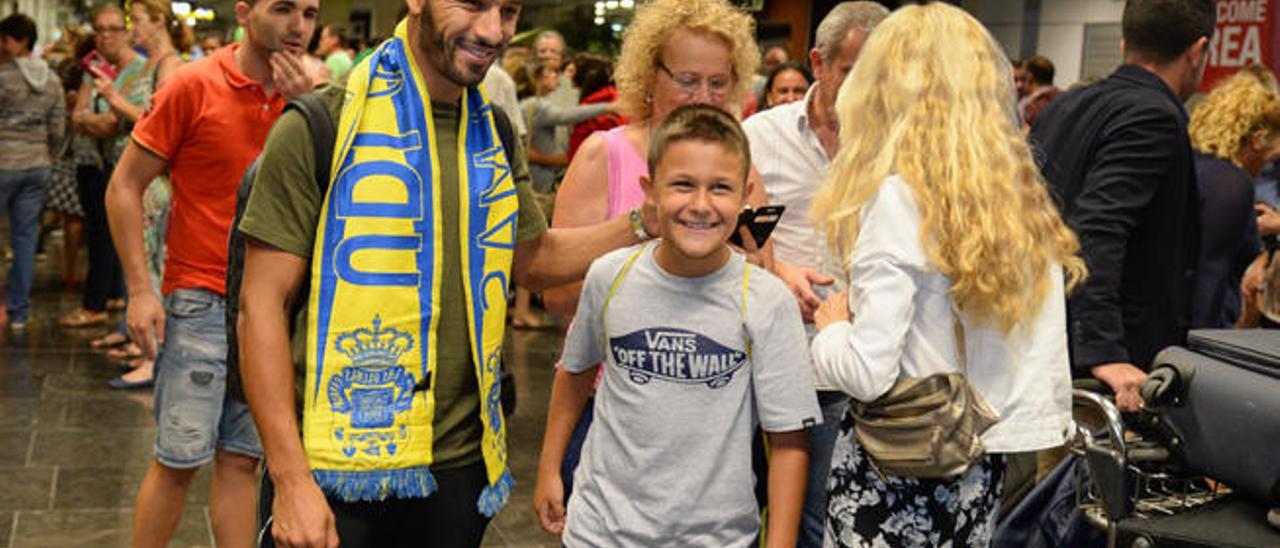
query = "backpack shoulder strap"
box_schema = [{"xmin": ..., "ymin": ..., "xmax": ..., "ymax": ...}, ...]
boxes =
[
  {"xmin": 490, "ymin": 104, "xmax": 517, "ymax": 161},
  {"xmin": 600, "ymin": 244, "xmax": 651, "ymax": 345},
  {"xmin": 285, "ymin": 91, "xmax": 337, "ymax": 194}
]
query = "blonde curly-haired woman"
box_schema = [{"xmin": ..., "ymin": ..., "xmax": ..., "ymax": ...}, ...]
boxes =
[
  {"xmin": 1186, "ymin": 68, "xmax": 1280, "ymax": 328},
  {"xmin": 544, "ymin": 0, "xmax": 764, "ymax": 319},
  {"xmin": 807, "ymin": 4, "xmax": 1086, "ymax": 546}
]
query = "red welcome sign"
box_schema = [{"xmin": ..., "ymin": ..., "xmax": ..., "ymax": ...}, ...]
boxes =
[{"xmin": 1199, "ymin": 0, "xmax": 1277, "ymax": 91}]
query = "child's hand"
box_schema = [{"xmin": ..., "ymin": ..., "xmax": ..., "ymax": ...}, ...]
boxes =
[
  {"xmin": 814, "ymin": 290, "xmax": 850, "ymax": 330},
  {"xmin": 533, "ymin": 472, "xmax": 567, "ymax": 534}
]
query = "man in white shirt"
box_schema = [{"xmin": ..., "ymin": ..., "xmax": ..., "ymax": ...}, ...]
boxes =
[{"xmin": 741, "ymin": 3, "xmax": 887, "ymax": 547}]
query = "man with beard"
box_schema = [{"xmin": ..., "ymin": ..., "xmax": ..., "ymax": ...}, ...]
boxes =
[
  {"xmin": 234, "ymin": 0, "xmax": 660, "ymax": 546},
  {"xmin": 103, "ymin": 0, "xmax": 318, "ymax": 546}
]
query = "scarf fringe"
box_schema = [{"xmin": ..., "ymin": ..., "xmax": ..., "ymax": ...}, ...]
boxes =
[
  {"xmin": 475, "ymin": 469, "xmax": 514, "ymax": 517},
  {"xmin": 313, "ymin": 466, "xmax": 438, "ymax": 502}
]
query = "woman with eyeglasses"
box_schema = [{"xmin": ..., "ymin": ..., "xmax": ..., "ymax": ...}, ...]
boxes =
[
  {"xmin": 543, "ymin": 0, "xmax": 764, "ymax": 320},
  {"xmin": 535, "ymin": 0, "xmax": 772, "ymax": 514},
  {"xmin": 64, "ymin": 4, "xmax": 142, "ymax": 331}
]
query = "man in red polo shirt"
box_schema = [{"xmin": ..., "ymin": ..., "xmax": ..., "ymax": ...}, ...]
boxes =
[{"xmin": 104, "ymin": 0, "xmax": 318, "ymax": 546}]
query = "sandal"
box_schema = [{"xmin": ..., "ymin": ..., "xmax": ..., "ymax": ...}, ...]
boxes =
[
  {"xmin": 106, "ymin": 343, "xmax": 143, "ymax": 362},
  {"xmin": 59, "ymin": 309, "xmax": 107, "ymax": 328},
  {"xmin": 90, "ymin": 332, "xmax": 129, "ymax": 349}
]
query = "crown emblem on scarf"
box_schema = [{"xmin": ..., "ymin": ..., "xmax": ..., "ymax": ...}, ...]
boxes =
[{"xmin": 335, "ymin": 316, "xmax": 414, "ymax": 367}]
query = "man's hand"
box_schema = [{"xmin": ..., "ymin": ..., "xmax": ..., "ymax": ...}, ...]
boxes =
[
  {"xmin": 1091, "ymin": 362, "xmax": 1148, "ymax": 412},
  {"xmin": 814, "ymin": 290, "xmax": 849, "ymax": 331},
  {"xmin": 126, "ymin": 291, "xmax": 166, "ymax": 359},
  {"xmin": 773, "ymin": 262, "xmax": 835, "ymax": 321},
  {"xmin": 533, "ymin": 470, "xmax": 566, "ymax": 534},
  {"xmin": 1257, "ymin": 202, "xmax": 1280, "ymax": 237},
  {"xmin": 270, "ymin": 51, "xmax": 313, "ymax": 100},
  {"xmin": 272, "ymin": 474, "xmax": 339, "ymax": 548}
]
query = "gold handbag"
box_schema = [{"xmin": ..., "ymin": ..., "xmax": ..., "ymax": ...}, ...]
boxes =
[{"xmin": 851, "ymin": 314, "xmax": 999, "ymax": 479}]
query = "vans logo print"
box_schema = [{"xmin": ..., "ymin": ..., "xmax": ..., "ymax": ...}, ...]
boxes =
[{"xmin": 609, "ymin": 328, "xmax": 747, "ymax": 389}]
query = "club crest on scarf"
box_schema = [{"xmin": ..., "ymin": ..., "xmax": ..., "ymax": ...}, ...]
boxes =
[{"xmin": 327, "ymin": 316, "xmax": 417, "ymax": 459}]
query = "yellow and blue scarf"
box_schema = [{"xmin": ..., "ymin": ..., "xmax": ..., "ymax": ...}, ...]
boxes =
[{"xmin": 303, "ymin": 19, "xmax": 516, "ymax": 516}]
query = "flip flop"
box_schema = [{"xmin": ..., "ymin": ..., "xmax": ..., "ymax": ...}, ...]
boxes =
[
  {"xmin": 90, "ymin": 332, "xmax": 129, "ymax": 349},
  {"xmin": 106, "ymin": 343, "xmax": 143, "ymax": 362},
  {"xmin": 59, "ymin": 309, "xmax": 107, "ymax": 328}
]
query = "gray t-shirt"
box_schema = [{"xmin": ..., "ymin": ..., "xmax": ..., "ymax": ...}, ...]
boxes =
[{"xmin": 561, "ymin": 243, "xmax": 821, "ymax": 548}]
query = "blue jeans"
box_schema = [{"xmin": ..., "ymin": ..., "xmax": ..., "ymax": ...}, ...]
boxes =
[
  {"xmin": 153, "ymin": 288, "xmax": 262, "ymax": 468},
  {"xmin": 799, "ymin": 391, "xmax": 849, "ymax": 548},
  {"xmin": 0, "ymin": 167, "xmax": 50, "ymax": 322}
]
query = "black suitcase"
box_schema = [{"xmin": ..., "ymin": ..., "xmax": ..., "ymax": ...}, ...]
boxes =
[
  {"xmin": 1113, "ymin": 495, "xmax": 1280, "ymax": 547},
  {"xmin": 1147, "ymin": 329, "xmax": 1280, "ymax": 505}
]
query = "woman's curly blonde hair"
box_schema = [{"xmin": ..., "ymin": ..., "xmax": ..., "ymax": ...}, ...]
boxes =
[
  {"xmin": 810, "ymin": 3, "xmax": 1086, "ymax": 331},
  {"xmin": 614, "ymin": 0, "xmax": 759, "ymax": 121},
  {"xmin": 1190, "ymin": 67, "xmax": 1280, "ymax": 162}
]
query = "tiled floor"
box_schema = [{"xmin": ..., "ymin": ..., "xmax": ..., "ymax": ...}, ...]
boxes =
[{"xmin": 0, "ymin": 237, "xmax": 565, "ymax": 547}]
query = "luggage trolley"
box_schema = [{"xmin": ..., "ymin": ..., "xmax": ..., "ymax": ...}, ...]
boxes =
[{"xmin": 1069, "ymin": 330, "xmax": 1280, "ymax": 548}]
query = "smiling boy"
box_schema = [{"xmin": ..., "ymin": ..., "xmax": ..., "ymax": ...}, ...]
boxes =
[{"xmin": 534, "ymin": 104, "xmax": 820, "ymax": 548}]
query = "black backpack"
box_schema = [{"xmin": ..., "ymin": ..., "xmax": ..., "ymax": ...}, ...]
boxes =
[{"xmin": 225, "ymin": 92, "xmax": 519, "ymax": 411}]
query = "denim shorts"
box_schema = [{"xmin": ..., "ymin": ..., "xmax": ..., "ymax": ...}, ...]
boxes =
[{"xmin": 153, "ymin": 288, "xmax": 263, "ymax": 468}]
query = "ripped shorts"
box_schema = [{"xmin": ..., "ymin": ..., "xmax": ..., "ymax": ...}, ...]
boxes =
[{"xmin": 153, "ymin": 288, "xmax": 263, "ymax": 469}]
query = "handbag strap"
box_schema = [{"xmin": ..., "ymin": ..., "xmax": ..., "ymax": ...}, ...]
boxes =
[{"xmin": 952, "ymin": 305, "xmax": 967, "ymax": 375}]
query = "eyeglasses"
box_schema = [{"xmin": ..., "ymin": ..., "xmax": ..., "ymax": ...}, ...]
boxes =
[
  {"xmin": 93, "ymin": 25, "xmax": 127, "ymax": 34},
  {"xmin": 656, "ymin": 61, "xmax": 734, "ymax": 98}
]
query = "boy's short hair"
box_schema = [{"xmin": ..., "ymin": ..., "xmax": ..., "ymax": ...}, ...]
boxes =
[
  {"xmin": 647, "ymin": 104, "xmax": 752, "ymax": 183},
  {"xmin": 1122, "ymin": 0, "xmax": 1215, "ymax": 64}
]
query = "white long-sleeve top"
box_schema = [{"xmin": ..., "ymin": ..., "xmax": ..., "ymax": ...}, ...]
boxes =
[{"xmin": 810, "ymin": 175, "xmax": 1073, "ymax": 453}]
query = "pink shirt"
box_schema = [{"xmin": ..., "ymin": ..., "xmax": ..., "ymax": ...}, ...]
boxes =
[
  {"xmin": 602, "ymin": 126, "xmax": 648, "ymax": 218},
  {"xmin": 558, "ymin": 126, "xmax": 649, "ymax": 380}
]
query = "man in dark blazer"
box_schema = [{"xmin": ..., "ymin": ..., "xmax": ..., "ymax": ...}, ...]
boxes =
[{"xmin": 1030, "ymin": 0, "xmax": 1215, "ymax": 412}]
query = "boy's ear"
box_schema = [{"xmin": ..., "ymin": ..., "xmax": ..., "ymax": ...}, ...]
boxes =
[
  {"xmin": 745, "ymin": 165, "xmax": 760, "ymax": 197},
  {"xmin": 640, "ymin": 173, "xmax": 655, "ymax": 198}
]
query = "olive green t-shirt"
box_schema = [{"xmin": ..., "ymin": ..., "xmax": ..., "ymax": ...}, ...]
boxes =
[{"xmin": 238, "ymin": 84, "xmax": 547, "ymax": 469}]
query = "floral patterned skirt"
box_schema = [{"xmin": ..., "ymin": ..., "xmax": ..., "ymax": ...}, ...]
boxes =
[{"xmin": 824, "ymin": 409, "xmax": 1005, "ymax": 548}]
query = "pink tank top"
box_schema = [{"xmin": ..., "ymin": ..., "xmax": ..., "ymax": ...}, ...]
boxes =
[
  {"xmin": 557, "ymin": 127, "xmax": 648, "ymax": 381},
  {"xmin": 602, "ymin": 126, "xmax": 648, "ymax": 218}
]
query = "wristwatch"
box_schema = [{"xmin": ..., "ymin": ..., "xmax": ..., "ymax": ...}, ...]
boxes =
[{"xmin": 629, "ymin": 207, "xmax": 652, "ymax": 241}]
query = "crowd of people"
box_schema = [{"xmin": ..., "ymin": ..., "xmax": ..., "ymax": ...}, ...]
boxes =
[{"xmin": 0, "ymin": 0, "xmax": 1275, "ymax": 546}]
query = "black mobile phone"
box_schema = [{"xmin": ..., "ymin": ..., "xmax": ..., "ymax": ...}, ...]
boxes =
[{"xmin": 728, "ymin": 205, "xmax": 785, "ymax": 248}]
